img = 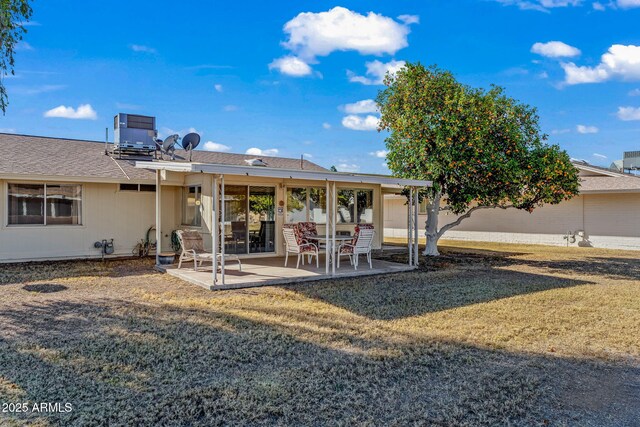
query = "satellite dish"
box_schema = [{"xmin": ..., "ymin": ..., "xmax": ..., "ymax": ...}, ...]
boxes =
[
  {"xmin": 181, "ymin": 132, "xmax": 201, "ymax": 161},
  {"xmin": 162, "ymin": 134, "xmax": 179, "ymax": 160},
  {"xmin": 163, "ymin": 134, "xmax": 179, "ymax": 152}
]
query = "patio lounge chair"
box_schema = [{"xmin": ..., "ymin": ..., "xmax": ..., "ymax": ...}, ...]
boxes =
[
  {"xmin": 175, "ymin": 230, "xmax": 242, "ymax": 272},
  {"xmin": 337, "ymin": 225, "xmax": 375, "ymax": 270},
  {"xmin": 283, "ymin": 227, "xmax": 319, "ymax": 269}
]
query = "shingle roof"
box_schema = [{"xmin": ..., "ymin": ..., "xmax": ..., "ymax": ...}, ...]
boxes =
[
  {"xmin": 574, "ymin": 163, "xmax": 640, "ymax": 193},
  {"xmin": 579, "ymin": 176, "xmax": 640, "ymax": 193},
  {"xmin": 0, "ymin": 133, "xmax": 327, "ymax": 182}
]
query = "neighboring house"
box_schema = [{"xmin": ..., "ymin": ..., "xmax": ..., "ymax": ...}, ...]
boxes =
[
  {"xmin": 0, "ymin": 133, "xmax": 428, "ymax": 263},
  {"xmin": 384, "ymin": 162, "xmax": 640, "ymax": 250}
]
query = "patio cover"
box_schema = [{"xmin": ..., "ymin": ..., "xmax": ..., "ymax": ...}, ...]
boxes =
[{"xmin": 136, "ymin": 160, "xmax": 431, "ymax": 286}]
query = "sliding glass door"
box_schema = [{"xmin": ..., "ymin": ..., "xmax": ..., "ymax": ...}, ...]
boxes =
[
  {"xmin": 249, "ymin": 186, "xmax": 275, "ymax": 253},
  {"xmin": 223, "ymin": 185, "xmax": 275, "ymax": 255}
]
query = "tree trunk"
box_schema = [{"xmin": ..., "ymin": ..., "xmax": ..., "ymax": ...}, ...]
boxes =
[{"xmin": 423, "ymin": 191, "xmax": 441, "ymax": 256}]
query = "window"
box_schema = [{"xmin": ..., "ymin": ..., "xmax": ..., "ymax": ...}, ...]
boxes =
[
  {"xmin": 287, "ymin": 187, "xmax": 327, "ymax": 223},
  {"xmin": 286, "ymin": 187, "xmax": 307, "ymax": 223},
  {"xmin": 288, "ymin": 186, "xmax": 373, "ymax": 224},
  {"xmin": 8, "ymin": 183, "xmax": 82, "ymax": 226},
  {"xmin": 182, "ymin": 185, "xmax": 202, "ymax": 226},
  {"xmin": 119, "ymin": 183, "xmax": 156, "ymax": 192},
  {"xmin": 356, "ymin": 190, "xmax": 373, "ymax": 223},
  {"xmin": 309, "ymin": 188, "xmax": 326, "ymax": 223},
  {"xmin": 337, "ymin": 189, "xmax": 354, "ymax": 223}
]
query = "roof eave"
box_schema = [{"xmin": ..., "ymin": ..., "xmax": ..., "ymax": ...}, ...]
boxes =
[{"xmin": 135, "ymin": 161, "xmax": 432, "ymax": 187}]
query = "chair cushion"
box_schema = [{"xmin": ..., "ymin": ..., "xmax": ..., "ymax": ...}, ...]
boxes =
[
  {"xmin": 339, "ymin": 245, "xmax": 354, "ymax": 254},
  {"xmin": 299, "ymin": 243, "xmax": 317, "ymax": 253}
]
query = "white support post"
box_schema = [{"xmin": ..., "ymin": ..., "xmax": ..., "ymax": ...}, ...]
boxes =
[
  {"xmin": 331, "ymin": 181, "xmax": 336, "ymax": 276},
  {"xmin": 414, "ymin": 187, "xmax": 419, "ymax": 267},
  {"xmin": 220, "ymin": 175, "xmax": 225, "ymax": 285},
  {"xmin": 325, "ymin": 180, "xmax": 330, "ymax": 275},
  {"xmin": 212, "ymin": 175, "xmax": 218, "ymax": 285},
  {"xmin": 408, "ymin": 187, "xmax": 413, "ymax": 266},
  {"xmin": 155, "ymin": 170, "xmax": 162, "ymax": 266}
]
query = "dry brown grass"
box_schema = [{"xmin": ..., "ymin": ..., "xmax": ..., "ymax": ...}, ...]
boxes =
[{"xmin": 0, "ymin": 243, "xmax": 639, "ymax": 426}]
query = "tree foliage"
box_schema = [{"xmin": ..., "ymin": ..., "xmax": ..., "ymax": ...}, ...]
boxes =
[
  {"xmin": 377, "ymin": 63, "xmax": 580, "ymax": 255},
  {"xmin": 0, "ymin": 0, "xmax": 33, "ymax": 113}
]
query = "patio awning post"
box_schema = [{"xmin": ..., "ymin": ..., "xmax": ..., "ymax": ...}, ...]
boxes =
[
  {"xmin": 155, "ymin": 170, "xmax": 162, "ymax": 266},
  {"xmin": 212, "ymin": 175, "xmax": 219, "ymax": 285},
  {"xmin": 325, "ymin": 180, "xmax": 330, "ymax": 275},
  {"xmin": 331, "ymin": 181, "xmax": 336, "ymax": 276},
  {"xmin": 408, "ymin": 187, "xmax": 413, "ymax": 266},
  {"xmin": 414, "ymin": 186, "xmax": 419, "ymax": 267},
  {"xmin": 220, "ymin": 175, "xmax": 225, "ymax": 285}
]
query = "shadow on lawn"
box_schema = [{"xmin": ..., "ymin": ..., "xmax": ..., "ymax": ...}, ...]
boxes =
[
  {"xmin": 379, "ymin": 244, "xmax": 640, "ymax": 281},
  {"xmin": 0, "ymin": 298, "xmax": 638, "ymax": 426},
  {"xmin": 0, "ymin": 258, "xmax": 157, "ymax": 286},
  {"xmin": 289, "ymin": 268, "xmax": 593, "ymax": 321}
]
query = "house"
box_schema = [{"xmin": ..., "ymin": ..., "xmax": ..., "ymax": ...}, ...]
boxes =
[
  {"xmin": 0, "ymin": 133, "xmax": 429, "ymax": 279},
  {"xmin": 384, "ymin": 161, "xmax": 640, "ymax": 250}
]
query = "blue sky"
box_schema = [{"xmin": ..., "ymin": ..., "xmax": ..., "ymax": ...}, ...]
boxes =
[{"xmin": 2, "ymin": 0, "xmax": 640, "ymax": 173}]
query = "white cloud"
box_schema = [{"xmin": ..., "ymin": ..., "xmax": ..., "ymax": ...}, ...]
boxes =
[
  {"xmin": 214, "ymin": 84, "xmax": 223, "ymax": 92},
  {"xmin": 12, "ymin": 84, "xmax": 65, "ymax": 95},
  {"xmin": 616, "ymin": 106, "xmax": 640, "ymax": 121},
  {"xmin": 223, "ymin": 105, "xmax": 238, "ymax": 112},
  {"xmin": 342, "ymin": 99, "xmax": 378, "ymax": 114},
  {"xmin": 617, "ymin": 0, "xmax": 640, "ymax": 8},
  {"xmin": 531, "ymin": 41, "xmax": 581, "ymax": 58},
  {"xmin": 397, "ymin": 14, "xmax": 420, "ymax": 24},
  {"xmin": 130, "ymin": 44, "xmax": 156, "ymax": 53},
  {"xmin": 203, "ymin": 141, "xmax": 231, "ymax": 152},
  {"xmin": 269, "ymin": 56, "xmax": 313, "ymax": 77},
  {"xmin": 562, "ymin": 45, "xmax": 640, "ymax": 85},
  {"xmin": 246, "ymin": 147, "xmax": 279, "ymax": 156},
  {"xmin": 551, "ymin": 128, "xmax": 571, "ymax": 134},
  {"xmin": 15, "ymin": 41, "xmax": 33, "ymax": 51},
  {"xmin": 280, "ymin": 7, "xmax": 413, "ymax": 61},
  {"xmin": 593, "ymin": 153, "xmax": 607, "ymax": 159},
  {"xmin": 0, "ymin": 128, "xmax": 17, "ymax": 133},
  {"xmin": 43, "ymin": 104, "xmax": 97, "ymax": 120},
  {"xmin": 381, "ymin": 162, "xmax": 389, "ymax": 169},
  {"xmin": 348, "ymin": 59, "xmax": 406, "ymax": 85},
  {"xmin": 576, "ymin": 124, "xmax": 599, "ymax": 134},
  {"xmin": 592, "ymin": 2, "xmax": 606, "ymax": 10},
  {"xmin": 494, "ymin": 0, "xmax": 581, "ymax": 12},
  {"xmin": 303, "ymin": 153, "xmax": 313, "ymax": 158},
  {"xmin": 629, "ymin": 88, "xmax": 640, "ymax": 96},
  {"xmin": 322, "ymin": 122, "xmax": 331, "ymax": 129},
  {"xmin": 336, "ymin": 163, "xmax": 360, "ymax": 172},
  {"xmin": 341, "ymin": 115, "xmax": 379, "ymax": 131},
  {"xmin": 369, "ymin": 150, "xmax": 388, "ymax": 158}
]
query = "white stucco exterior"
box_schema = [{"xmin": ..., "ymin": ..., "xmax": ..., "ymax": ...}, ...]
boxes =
[{"xmin": 384, "ymin": 189, "xmax": 640, "ymax": 251}]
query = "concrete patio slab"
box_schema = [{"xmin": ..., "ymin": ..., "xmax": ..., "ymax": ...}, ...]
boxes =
[{"xmin": 160, "ymin": 254, "xmax": 414, "ymax": 290}]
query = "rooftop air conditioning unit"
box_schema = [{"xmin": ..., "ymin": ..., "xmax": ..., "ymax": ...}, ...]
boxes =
[
  {"xmin": 623, "ymin": 151, "xmax": 640, "ymax": 171},
  {"xmin": 113, "ymin": 113, "xmax": 157, "ymax": 154}
]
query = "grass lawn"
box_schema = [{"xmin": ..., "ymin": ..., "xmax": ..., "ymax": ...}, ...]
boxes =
[{"xmin": 0, "ymin": 242, "xmax": 639, "ymax": 426}]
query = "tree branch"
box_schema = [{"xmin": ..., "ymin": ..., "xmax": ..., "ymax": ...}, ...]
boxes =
[{"xmin": 437, "ymin": 204, "xmax": 514, "ymax": 239}]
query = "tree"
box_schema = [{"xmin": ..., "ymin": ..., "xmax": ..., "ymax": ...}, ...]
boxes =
[
  {"xmin": 377, "ymin": 63, "xmax": 580, "ymax": 256},
  {"xmin": 0, "ymin": 0, "xmax": 33, "ymax": 114}
]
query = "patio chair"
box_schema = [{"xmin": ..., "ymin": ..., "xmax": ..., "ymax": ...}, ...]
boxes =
[
  {"xmin": 337, "ymin": 226, "xmax": 375, "ymax": 270},
  {"xmin": 283, "ymin": 227, "xmax": 319, "ymax": 269},
  {"xmin": 297, "ymin": 221, "xmax": 319, "ymax": 247},
  {"xmin": 175, "ymin": 230, "xmax": 242, "ymax": 272}
]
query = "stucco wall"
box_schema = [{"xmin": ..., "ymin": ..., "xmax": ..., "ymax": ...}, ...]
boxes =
[
  {"xmin": 384, "ymin": 193, "xmax": 640, "ymax": 250},
  {"xmin": 0, "ymin": 180, "xmax": 180, "ymax": 262}
]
